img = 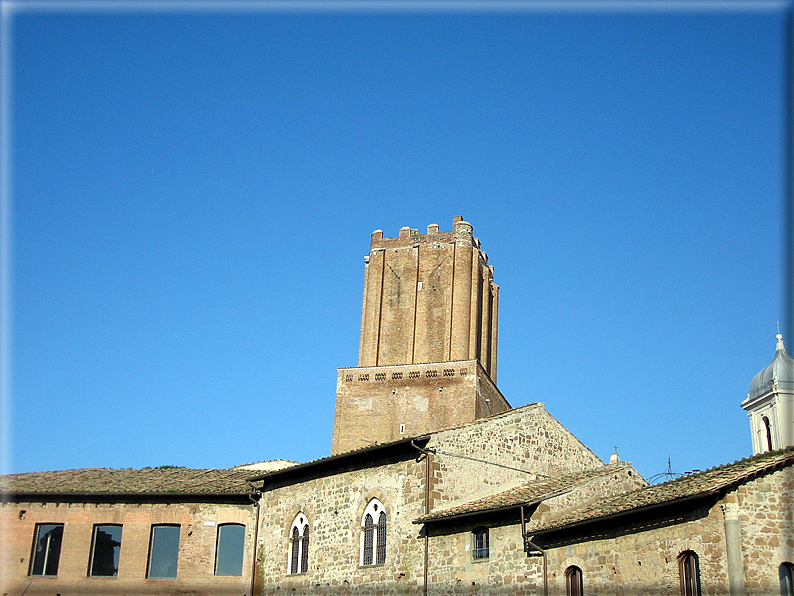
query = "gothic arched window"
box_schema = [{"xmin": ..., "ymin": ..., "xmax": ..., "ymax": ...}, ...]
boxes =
[
  {"xmin": 679, "ymin": 551, "xmax": 701, "ymax": 596},
  {"xmin": 360, "ymin": 499, "xmax": 386, "ymax": 566},
  {"xmin": 565, "ymin": 566, "xmax": 583, "ymax": 596},
  {"xmin": 288, "ymin": 514, "xmax": 309, "ymax": 575}
]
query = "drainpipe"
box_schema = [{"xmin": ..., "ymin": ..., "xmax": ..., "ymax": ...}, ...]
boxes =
[
  {"xmin": 522, "ymin": 507, "xmax": 547, "ymax": 596},
  {"xmin": 412, "ymin": 440, "xmax": 433, "ymax": 596},
  {"xmin": 248, "ymin": 483, "xmax": 262, "ymax": 596},
  {"xmin": 721, "ymin": 503, "xmax": 746, "ymax": 596}
]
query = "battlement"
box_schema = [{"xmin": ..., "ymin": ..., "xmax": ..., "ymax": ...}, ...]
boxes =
[{"xmin": 369, "ymin": 216, "xmax": 484, "ymax": 257}]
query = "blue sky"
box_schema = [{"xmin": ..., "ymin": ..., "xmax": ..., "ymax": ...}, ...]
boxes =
[{"xmin": 4, "ymin": 1, "xmax": 790, "ymax": 482}]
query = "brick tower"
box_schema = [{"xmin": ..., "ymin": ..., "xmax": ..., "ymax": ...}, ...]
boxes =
[{"xmin": 331, "ymin": 216, "xmax": 511, "ymax": 454}]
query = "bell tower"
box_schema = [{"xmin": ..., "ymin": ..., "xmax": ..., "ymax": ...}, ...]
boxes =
[
  {"xmin": 742, "ymin": 333, "xmax": 794, "ymax": 454},
  {"xmin": 331, "ymin": 217, "xmax": 511, "ymax": 454}
]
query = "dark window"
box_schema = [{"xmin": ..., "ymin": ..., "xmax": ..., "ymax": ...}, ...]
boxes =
[
  {"xmin": 89, "ymin": 524, "xmax": 122, "ymax": 577},
  {"xmin": 363, "ymin": 513, "xmax": 374, "ymax": 566},
  {"xmin": 472, "ymin": 528, "xmax": 489, "ymax": 560},
  {"xmin": 301, "ymin": 525, "xmax": 309, "ymax": 574},
  {"xmin": 566, "ymin": 566, "xmax": 583, "ymax": 596},
  {"xmin": 376, "ymin": 512, "xmax": 386, "ymax": 565},
  {"xmin": 679, "ymin": 551, "xmax": 701, "ymax": 596},
  {"xmin": 290, "ymin": 526, "xmax": 300, "ymax": 574},
  {"xmin": 147, "ymin": 525, "xmax": 180, "ymax": 579},
  {"xmin": 29, "ymin": 523, "xmax": 63, "ymax": 576},
  {"xmin": 781, "ymin": 562, "xmax": 794, "ymax": 596},
  {"xmin": 764, "ymin": 416, "xmax": 774, "ymax": 451},
  {"xmin": 215, "ymin": 524, "xmax": 245, "ymax": 576}
]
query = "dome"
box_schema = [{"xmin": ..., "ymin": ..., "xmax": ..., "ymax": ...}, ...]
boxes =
[{"xmin": 748, "ymin": 334, "xmax": 794, "ymax": 399}]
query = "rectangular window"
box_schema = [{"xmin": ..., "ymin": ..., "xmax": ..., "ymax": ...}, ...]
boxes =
[
  {"xmin": 473, "ymin": 528, "xmax": 489, "ymax": 560},
  {"xmin": 89, "ymin": 524, "xmax": 122, "ymax": 577},
  {"xmin": 29, "ymin": 523, "xmax": 64, "ymax": 576},
  {"xmin": 147, "ymin": 525, "xmax": 180, "ymax": 579},
  {"xmin": 215, "ymin": 524, "xmax": 245, "ymax": 576}
]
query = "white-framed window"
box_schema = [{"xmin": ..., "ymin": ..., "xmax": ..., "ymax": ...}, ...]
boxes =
[
  {"xmin": 288, "ymin": 514, "xmax": 309, "ymax": 575},
  {"xmin": 360, "ymin": 499, "xmax": 386, "ymax": 566}
]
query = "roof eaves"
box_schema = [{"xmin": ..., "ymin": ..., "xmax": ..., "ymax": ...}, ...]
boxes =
[{"xmin": 249, "ymin": 436, "xmax": 431, "ymax": 484}]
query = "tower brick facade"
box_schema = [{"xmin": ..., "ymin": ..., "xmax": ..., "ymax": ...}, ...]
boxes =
[{"xmin": 331, "ymin": 217, "xmax": 510, "ymax": 454}]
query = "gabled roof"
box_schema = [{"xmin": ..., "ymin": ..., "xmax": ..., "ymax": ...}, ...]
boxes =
[
  {"xmin": 530, "ymin": 447, "xmax": 794, "ymax": 535},
  {"xmin": 414, "ymin": 462, "xmax": 636, "ymax": 523},
  {"xmin": 1, "ymin": 467, "xmax": 256, "ymax": 499}
]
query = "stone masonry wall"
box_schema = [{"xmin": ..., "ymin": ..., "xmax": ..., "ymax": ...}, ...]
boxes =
[
  {"xmin": 0, "ymin": 500, "xmax": 256, "ymax": 596},
  {"xmin": 421, "ymin": 464, "xmax": 794, "ymax": 595},
  {"xmin": 429, "ymin": 404, "xmax": 606, "ymax": 507},
  {"xmin": 256, "ymin": 457, "xmax": 428, "ymax": 596},
  {"xmin": 731, "ymin": 464, "xmax": 794, "ymax": 595}
]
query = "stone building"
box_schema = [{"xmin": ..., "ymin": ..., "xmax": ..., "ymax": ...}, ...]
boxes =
[{"xmin": 2, "ymin": 217, "xmax": 793, "ymax": 596}]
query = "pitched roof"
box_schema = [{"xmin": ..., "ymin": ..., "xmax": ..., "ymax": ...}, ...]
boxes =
[
  {"xmin": 415, "ymin": 462, "xmax": 636, "ymax": 523},
  {"xmin": 1, "ymin": 467, "xmax": 256, "ymax": 496},
  {"xmin": 530, "ymin": 447, "xmax": 794, "ymax": 535}
]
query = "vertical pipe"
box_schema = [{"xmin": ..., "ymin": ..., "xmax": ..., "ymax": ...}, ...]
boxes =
[
  {"xmin": 249, "ymin": 489, "xmax": 261, "ymax": 596},
  {"xmin": 423, "ymin": 451, "xmax": 431, "ymax": 596}
]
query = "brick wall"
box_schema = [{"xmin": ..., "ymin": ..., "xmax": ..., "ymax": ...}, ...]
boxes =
[
  {"xmin": 331, "ymin": 360, "xmax": 510, "ymax": 454},
  {"xmin": 0, "ymin": 500, "xmax": 256, "ymax": 596}
]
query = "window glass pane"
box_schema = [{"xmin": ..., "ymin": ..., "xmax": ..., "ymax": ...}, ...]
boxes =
[
  {"xmin": 780, "ymin": 563, "xmax": 794, "ymax": 596},
  {"xmin": 376, "ymin": 512, "xmax": 386, "ymax": 565},
  {"xmin": 300, "ymin": 525, "xmax": 309, "ymax": 574},
  {"xmin": 90, "ymin": 524, "xmax": 122, "ymax": 577},
  {"xmin": 290, "ymin": 526, "xmax": 300, "ymax": 574},
  {"xmin": 215, "ymin": 524, "xmax": 245, "ymax": 576},
  {"xmin": 473, "ymin": 528, "xmax": 489, "ymax": 559},
  {"xmin": 30, "ymin": 524, "xmax": 64, "ymax": 576},
  {"xmin": 363, "ymin": 514, "xmax": 374, "ymax": 566},
  {"xmin": 148, "ymin": 525, "xmax": 180, "ymax": 578}
]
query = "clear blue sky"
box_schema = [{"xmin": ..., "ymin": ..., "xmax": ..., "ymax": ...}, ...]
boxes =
[{"xmin": 4, "ymin": 1, "xmax": 790, "ymax": 482}]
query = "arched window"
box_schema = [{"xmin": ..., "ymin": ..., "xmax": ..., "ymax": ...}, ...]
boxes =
[
  {"xmin": 360, "ymin": 499, "xmax": 386, "ymax": 566},
  {"xmin": 763, "ymin": 416, "xmax": 774, "ymax": 452},
  {"xmin": 288, "ymin": 514, "xmax": 309, "ymax": 575},
  {"xmin": 565, "ymin": 566, "xmax": 583, "ymax": 596},
  {"xmin": 679, "ymin": 551, "xmax": 701, "ymax": 596},
  {"xmin": 780, "ymin": 562, "xmax": 794, "ymax": 596},
  {"xmin": 472, "ymin": 527, "xmax": 489, "ymax": 560}
]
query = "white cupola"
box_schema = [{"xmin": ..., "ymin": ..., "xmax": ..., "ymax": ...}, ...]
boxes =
[{"xmin": 742, "ymin": 333, "xmax": 794, "ymax": 454}]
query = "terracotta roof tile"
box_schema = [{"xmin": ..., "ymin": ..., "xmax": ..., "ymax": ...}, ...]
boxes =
[
  {"xmin": 1, "ymin": 467, "xmax": 255, "ymax": 495},
  {"xmin": 415, "ymin": 462, "xmax": 635, "ymax": 523},
  {"xmin": 530, "ymin": 447, "xmax": 794, "ymax": 534}
]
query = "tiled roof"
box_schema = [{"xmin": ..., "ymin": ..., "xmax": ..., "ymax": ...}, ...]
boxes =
[
  {"xmin": 530, "ymin": 447, "xmax": 794, "ymax": 535},
  {"xmin": 1, "ymin": 467, "xmax": 256, "ymax": 496},
  {"xmin": 415, "ymin": 462, "xmax": 636, "ymax": 523}
]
